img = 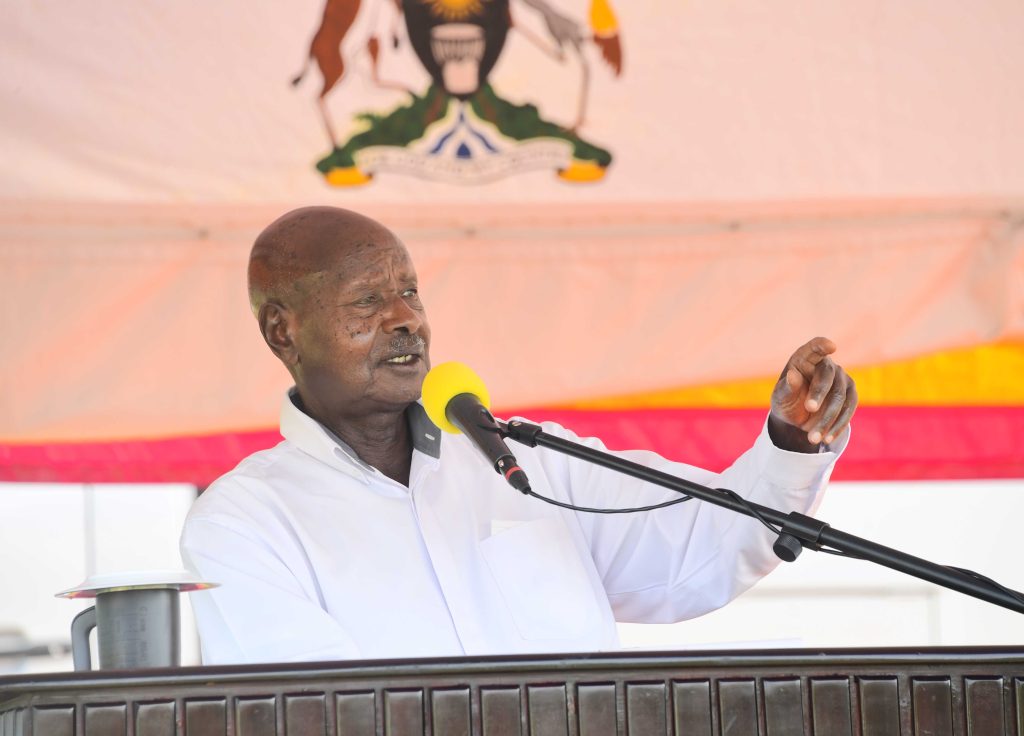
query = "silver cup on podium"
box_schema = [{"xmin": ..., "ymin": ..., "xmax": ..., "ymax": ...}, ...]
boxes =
[{"xmin": 57, "ymin": 571, "xmax": 217, "ymax": 670}]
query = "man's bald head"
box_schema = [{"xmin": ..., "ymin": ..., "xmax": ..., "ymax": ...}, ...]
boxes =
[
  {"xmin": 247, "ymin": 205, "xmax": 430, "ymax": 419},
  {"xmin": 248, "ymin": 206, "xmax": 401, "ymax": 315}
]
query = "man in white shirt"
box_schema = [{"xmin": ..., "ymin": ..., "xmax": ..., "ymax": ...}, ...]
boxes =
[{"xmin": 181, "ymin": 206, "xmax": 858, "ymax": 665}]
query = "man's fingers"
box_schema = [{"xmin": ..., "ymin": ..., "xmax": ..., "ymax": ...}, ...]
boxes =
[
  {"xmin": 823, "ymin": 381, "xmax": 858, "ymax": 444},
  {"xmin": 789, "ymin": 336, "xmax": 838, "ymax": 378},
  {"xmin": 772, "ymin": 366, "xmax": 805, "ymax": 405},
  {"xmin": 804, "ymin": 357, "xmax": 836, "ymax": 412},
  {"xmin": 807, "ymin": 373, "xmax": 848, "ymax": 443},
  {"xmin": 786, "ymin": 366, "xmax": 804, "ymax": 392}
]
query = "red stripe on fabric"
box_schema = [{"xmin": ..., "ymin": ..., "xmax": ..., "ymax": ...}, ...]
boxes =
[
  {"xmin": 0, "ymin": 431, "xmax": 282, "ymax": 486},
  {"xmin": 1, "ymin": 407, "xmax": 1021, "ymax": 484},
  {"xmin": 498, "ymin": 406, "xmax": 1024, "ymax": 481}
]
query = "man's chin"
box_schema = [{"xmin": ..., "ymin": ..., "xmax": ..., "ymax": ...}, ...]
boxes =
[{"xmin": 375, "ymin": 362, "xmax": 428, "ymax": 401}]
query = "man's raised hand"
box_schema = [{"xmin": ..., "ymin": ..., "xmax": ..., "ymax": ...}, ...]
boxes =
[{"xmin": 768, "ymin": 337, "xmax": 858, "ymax": 453}]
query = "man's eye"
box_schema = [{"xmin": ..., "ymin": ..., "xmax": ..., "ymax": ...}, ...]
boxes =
[
  {"xmin": 402, "ymin": 288, "xmax": 419, "ymax": 298},
  {"xmin": 355, "ymin": 295, "xmax": 378, "ymax": 307}
]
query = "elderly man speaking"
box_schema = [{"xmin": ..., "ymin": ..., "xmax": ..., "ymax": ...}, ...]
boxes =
[{"xmin": 181, "ymin": 206, "xmax": 857, "ymax": 665}]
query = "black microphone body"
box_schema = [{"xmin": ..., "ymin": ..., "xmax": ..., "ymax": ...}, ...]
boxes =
[{"xmin": 445, "ymin": 393, "xmax": 531, "ymax": 493}]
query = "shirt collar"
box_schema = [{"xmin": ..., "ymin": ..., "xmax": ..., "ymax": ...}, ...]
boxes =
[
  {"xmin": 279, "ymin": 389, "xmax": 441, "ymax": 479},
  {"xmin": 407, "ymin": 402, "xmax": 442, "ymax": 459}
]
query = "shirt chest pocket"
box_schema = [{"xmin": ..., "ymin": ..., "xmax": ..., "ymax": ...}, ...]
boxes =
[{"xmin": 479, "ymin": 517, "xmax": 606, "ymax": 641}]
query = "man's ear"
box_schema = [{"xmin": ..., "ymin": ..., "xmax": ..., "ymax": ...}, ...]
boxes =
[{"xmin": 258, "ymin": 302, "xmax": 299, "ymax": 366}]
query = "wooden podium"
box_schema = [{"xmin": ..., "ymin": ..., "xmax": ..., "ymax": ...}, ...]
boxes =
[{"xmin": 2, "ymin": 648, "xmax": 1022, "ymax": 735}]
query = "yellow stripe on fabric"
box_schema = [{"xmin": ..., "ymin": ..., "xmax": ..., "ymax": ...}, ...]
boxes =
[{"xmin": 564, "ymin": 341, "xmax": 1024, "ymax": 410}]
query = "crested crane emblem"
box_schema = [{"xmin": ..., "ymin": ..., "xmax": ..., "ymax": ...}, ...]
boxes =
[{"xmin": 292, "ymin": 0, "xmax": 623, "ymax": 186}]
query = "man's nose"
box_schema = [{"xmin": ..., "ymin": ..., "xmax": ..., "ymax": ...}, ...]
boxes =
[{"xmin": 382, "ymin": 294, "xmax": 423, "ymax": 333}]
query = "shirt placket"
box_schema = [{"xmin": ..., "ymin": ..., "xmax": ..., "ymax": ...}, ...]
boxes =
[{"xmin": 407, "ymin": 460, "xmax": 496, "ymax": 655}]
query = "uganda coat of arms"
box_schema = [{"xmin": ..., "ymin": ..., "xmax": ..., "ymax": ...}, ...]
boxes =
[{"xmin": 292, "ymin": 0, "xmax": 623, "ymax": 186}]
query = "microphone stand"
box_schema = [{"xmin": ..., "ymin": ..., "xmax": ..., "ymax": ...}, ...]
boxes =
[{"xmin": 497, "ymin": 419, "xmax": 1024, "ymax": 616}]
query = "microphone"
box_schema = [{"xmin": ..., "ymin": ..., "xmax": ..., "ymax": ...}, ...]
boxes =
[{"xmin": 421, "ymin": 362, "xmax": 531, "ymax": 493}]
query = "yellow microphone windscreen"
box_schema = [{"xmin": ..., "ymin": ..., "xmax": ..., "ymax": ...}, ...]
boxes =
[{"xmin": 421, "ymin": 361, "xmax": 491, "ymax": 434}]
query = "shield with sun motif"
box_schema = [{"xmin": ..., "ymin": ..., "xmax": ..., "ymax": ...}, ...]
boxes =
[
  {"xmin": 294, "ymin": 0, "xmax": 623, "ymax": 186},
  {"xmin": 402, "ymin": 0, "xmax": 508, "ymax": 99}
]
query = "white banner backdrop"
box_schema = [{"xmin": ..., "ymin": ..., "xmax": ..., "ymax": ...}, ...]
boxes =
[{"xmin": 3, "ymin": 0, "xmax": 1024, "ymax": 203}]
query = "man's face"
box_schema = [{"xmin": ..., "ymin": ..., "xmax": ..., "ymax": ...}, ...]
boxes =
[{"xmin": 291, "ymin": 233, "xmax": 431, "ymax": 418}]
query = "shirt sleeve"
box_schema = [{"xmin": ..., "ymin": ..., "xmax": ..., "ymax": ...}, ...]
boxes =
[
  {"xmin": 180, "ymin": 513, "xmax": 362, "ymax": 665},
  {"xmin": 535, "ymin": 416, "xmax": 848, "ymax": 624}
]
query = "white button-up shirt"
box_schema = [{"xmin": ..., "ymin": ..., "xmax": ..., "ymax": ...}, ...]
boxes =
[{"xmin": 180, "ymin": 391, "xmax": 845, "ymax": 665}]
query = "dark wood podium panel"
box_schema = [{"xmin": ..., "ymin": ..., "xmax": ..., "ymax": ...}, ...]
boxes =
[{"xmin": 1, "ymin": 648, "xmax": 1023, "ymax": 735}]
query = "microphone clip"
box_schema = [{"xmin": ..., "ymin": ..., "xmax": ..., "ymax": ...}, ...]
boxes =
[{"xmin": 499, "ymin": 419, "xmax": 543, "ymax": 448}]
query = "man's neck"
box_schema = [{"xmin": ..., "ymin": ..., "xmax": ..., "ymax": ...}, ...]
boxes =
[
  {"xmin": 329, "ymin": 410, "xmax": 414, "ymax": 486},
  {"xmin": 296, "ymin": 392, "xmax": 415, "ymax": 486}
]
